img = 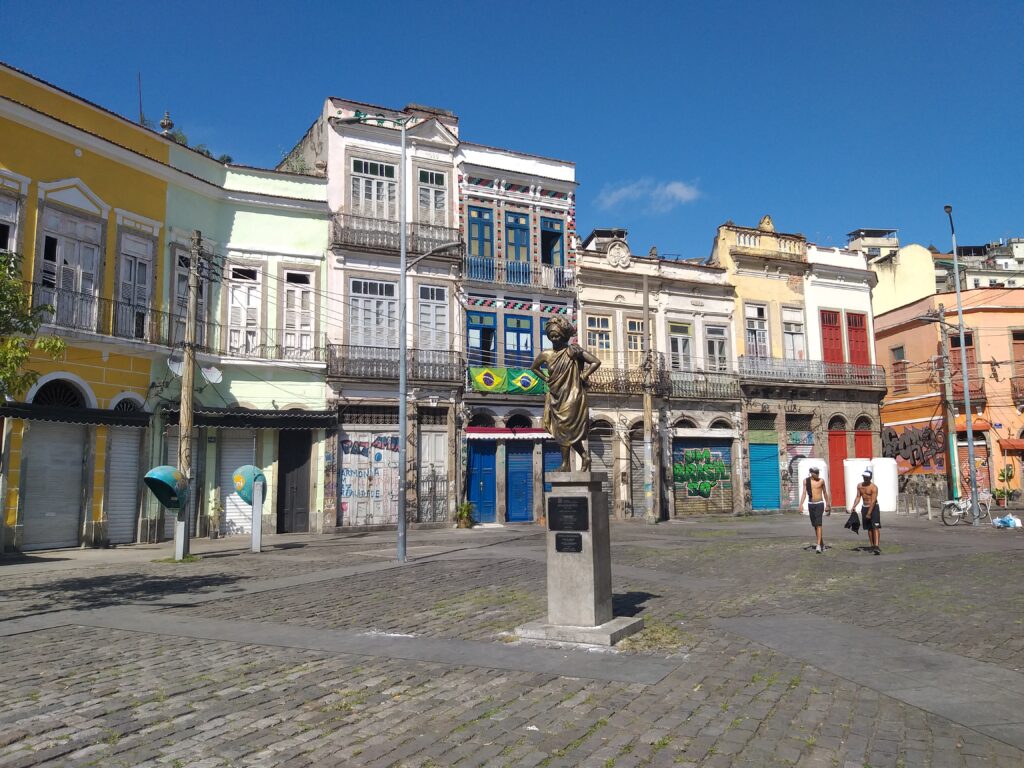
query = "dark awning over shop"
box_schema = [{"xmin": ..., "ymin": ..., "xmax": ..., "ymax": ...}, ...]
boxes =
[
  {"xmin": 163, "ymin": 407, "xmax": 337, "ymax": 430},
  {"xmin": 0, "ymin": 402, "xmax": 150, "ymax": 428}
]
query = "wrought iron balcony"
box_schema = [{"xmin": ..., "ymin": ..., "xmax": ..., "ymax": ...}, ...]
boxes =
[
  {"xmin": 587, "ymin": 351, "xmax": 668, "ymax": 396},
  {"xmin": 738, "ymin": 355, "xmax": 886, "ymax": 388},
  {"xmin": 331, "ymin": 213, "xmax": 461, "ymax": 254},
  {"xmin": 328, "ymin": 345, "xmax": 464, "ymax": 381},
  {"xmin": 1012, "ymin": 376, "xmax": 1024, "ymax": 407},
  {"xmin": 30, "ymin": 283, "xmax": 326, "ymax": 362},
  {"xmin": 463, "ymin": 256, "xmax": 574, "ymax": 293},
  {"xmin": 952, "ymin": 372, "xmax": 986, "ymax": 402},
  {"xmin": 668, "ymin": 370, "xmax": 741, "ymax": 400}
]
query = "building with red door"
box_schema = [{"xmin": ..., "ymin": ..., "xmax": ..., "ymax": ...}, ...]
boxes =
[{"xmin": 710, "ymin": 218, "xmax": 885, "ymax": 513}]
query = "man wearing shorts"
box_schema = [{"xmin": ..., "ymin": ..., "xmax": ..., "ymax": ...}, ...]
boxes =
[
  {"xmin": 850, "ymin": 469, "xmax": 881, "ymax": 555},
  {"xmin": 798, "ymin": 466, "xmax": 830, "ymax": 553}
]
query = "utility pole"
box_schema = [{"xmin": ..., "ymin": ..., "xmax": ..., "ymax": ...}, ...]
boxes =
[
  {"xmin": 937, "ymin": 303, "xmax": 958, "ymax": 499},
  {"xmin": 642, "ymin": 272, "xmax": 657, "ymax": 524},
  {"xmin": 175, "ymin": 229, "xmax": 201, "ymax": 561}
]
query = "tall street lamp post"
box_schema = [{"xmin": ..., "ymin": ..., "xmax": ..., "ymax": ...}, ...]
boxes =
[
  {"xmin": 337, "ymin": 112, "xmax": 460, "ymax": 561},
  {"xmin": 944, "ymin": 204, "xmax": 981, "ymax": 525}
]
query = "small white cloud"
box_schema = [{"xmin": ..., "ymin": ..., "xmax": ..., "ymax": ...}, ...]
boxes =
[{"xmin": 596, "ymin": 178, "xmax": 700, "ymax": 214}]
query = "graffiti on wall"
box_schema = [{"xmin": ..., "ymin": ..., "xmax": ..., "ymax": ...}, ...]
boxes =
[
  {"xmin": 673, "ymin": 447, "xmax": 730, "ymax": 499},
  {"xmin": 881, "ymin": 422, "xmax": 946, "ymax": 475}
]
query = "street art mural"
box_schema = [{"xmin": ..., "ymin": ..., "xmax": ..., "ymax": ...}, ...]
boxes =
[
  {"xmin": 673, "ymin": 446, "xmax": 730, "ymax": 499},
  {"xmin": 881, "ymin": 421, "xmax": 946, "ymax": 476},
  {"xmin": 337, "ymin": 432, "xmax": 399, "ymax": 526}
]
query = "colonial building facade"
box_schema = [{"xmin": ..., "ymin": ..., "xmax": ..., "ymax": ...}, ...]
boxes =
[{"xmin": 710, "ymin": 216, "xmax": 884, "ymax": 512}]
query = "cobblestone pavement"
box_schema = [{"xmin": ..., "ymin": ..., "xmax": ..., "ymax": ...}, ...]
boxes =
[{"xmin": 1, "ymin": 514, "xmax": 1023, "ymax": 767}]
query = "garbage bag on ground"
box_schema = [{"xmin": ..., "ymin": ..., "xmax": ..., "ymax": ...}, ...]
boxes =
[{"xmin": 992, "ymin": 514, "xmax": 1022, "ymax": 529}]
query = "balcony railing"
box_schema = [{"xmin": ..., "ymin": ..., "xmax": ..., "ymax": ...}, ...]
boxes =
[
  {"xmin": 30, "ymin": 283, "xmax": 326, "ymax": 362},
  {"xmin": 951, "ymin": 372, "xmax": 986, "ymax": 402},
  {"xmin": 1012, "ymin": 376, "xmax": 1024, "ymax": 407},
  {"xmin": 587, "ymin": 352, "xmax": 668, "ymax": 396},
  {"xmin": 668, "ymin": 370, "xmax": 741, "ymax": 400},
  {"xmin": 328, "ymin": 345, "xmax": 464, "ymax": 381},
  {"xmin": 738, "ymin": 355, "xmax": 886, "ymax": 387},
  {"xmin": 463, "ymin": 256, "xmax": 574, "ymax": 293},
  {"xmin": 331, "ymin": 213, "xmax": 461, "ymax": 254}
]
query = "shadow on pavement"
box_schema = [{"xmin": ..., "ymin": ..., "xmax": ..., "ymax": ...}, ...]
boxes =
[
  {"xmin": 0, "ymin": 572, "xmax": 242, "ymax": 619},
  {"xmin": 612, "ymin": 590, "xmax": 659, "ymax": 617}
]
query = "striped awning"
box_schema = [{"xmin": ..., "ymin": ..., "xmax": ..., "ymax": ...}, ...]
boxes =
[
  {"xmin": 0, "ymin": 402, "xmax": 150, "ymax": 428},
  {"xmin": 465, "ymin": 427, "xmax": 552, "ymax": 441}
]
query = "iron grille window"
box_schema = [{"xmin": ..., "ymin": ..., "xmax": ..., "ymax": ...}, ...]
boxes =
[{"xmin": 338, "ymin": 406, "xmax": 400, "ymax": 425}]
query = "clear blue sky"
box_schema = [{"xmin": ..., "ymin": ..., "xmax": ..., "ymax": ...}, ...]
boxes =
[{"xmin": 5, "ymin": 0, "xmax": 1022, "ymax": 258}]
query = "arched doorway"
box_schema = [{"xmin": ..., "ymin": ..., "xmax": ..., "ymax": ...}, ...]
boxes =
[
  {"xmin": 827, "ymin": 415, "xmax": 848, "ymax": 508},
  {"xmin": 22, "ymin": 379, "xmax": 88, "ymax": 550},
  {"xmin": 854, "ymin": 416, "xmax": 874, "ymax": 459},
  {"xmin": 506, "ymin": 413, "xmax": 533, "ymax": 429}
]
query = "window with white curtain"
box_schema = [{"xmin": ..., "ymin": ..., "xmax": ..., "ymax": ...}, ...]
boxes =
[
  {"xmin": 283, "ymin": 271, "xmax": 314, "ymax": 359},
  {"xmin": 350, "ymin": 278, "xmax": 397, "ymax": 348},
  {"xmin": 417, "ymin": 285, "xmax": 448, "ymax": 350},
  {"xmin": 228, "ymin": 267, "xmax": 260, "ymax": 356},
  {"xmin": 782, "ymin": 307, "xmax": 805, "ymax": 360},
  {"xmin": 418, "ymin": 169, "xmax": 447, "ymax": 226},
  {"xmin": 351, "ymin": 158, "xmax": 397, "ymax": 220}
]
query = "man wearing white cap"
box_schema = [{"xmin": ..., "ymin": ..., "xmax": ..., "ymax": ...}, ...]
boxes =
[
  {"xmin": 799, "ymin": 466, "xmax": 830, "ymax": 553},
  {"xmin": 850, "ymin": 467, "xmax": 881, "ymax": 555}
]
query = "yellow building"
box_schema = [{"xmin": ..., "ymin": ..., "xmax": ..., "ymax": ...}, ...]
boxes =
[
  {"xmin": 0, "ymin": 63, "xmax": 170, "ymax": 550},
  {"xmin": 710, "ymin": 216, "xmax": 884, "ymax": 512}
]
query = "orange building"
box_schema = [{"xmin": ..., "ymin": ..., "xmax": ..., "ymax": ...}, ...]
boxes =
[{"xmin": 874, "ymin": 289, "xmax": 1024, "ymax": 503}]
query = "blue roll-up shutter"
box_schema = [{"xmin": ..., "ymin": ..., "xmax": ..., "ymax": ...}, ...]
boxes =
[
  {"xmin": 543, "ymin": 441, "xmax": 563, "ymax": 493},
  {"xmin": 749, "ymin": 443, "xmax": 780, "ymax": 510},
  {"xmin": 506, "ymin": 442, "xmax": 534, "ymax": 522}
]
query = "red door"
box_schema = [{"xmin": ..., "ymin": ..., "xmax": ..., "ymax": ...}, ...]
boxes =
[
  {"xmin": 828, "ymin": 430, "xmax": 848, "ymax": 507},
  {"xmin": 854, "ymin": 431, "xmax": 873, "ymax": 458},
  {"xmin": 846, "ymin": 313, "xmax": 869, "ymax": 366},
  {"xmin": 821, "ymin": 310, "xmax": 844, "ymax": 383}
]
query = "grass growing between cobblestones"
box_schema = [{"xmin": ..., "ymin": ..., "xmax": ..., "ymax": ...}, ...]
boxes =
[{"xmin": 617, "ymin": 617, "xmax": 693, "ymax": 652}]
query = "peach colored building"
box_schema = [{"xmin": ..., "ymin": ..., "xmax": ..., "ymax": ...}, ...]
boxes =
[{"xmin": 874, "ymin": 288, "xmax": 1024, "ymax": 502}]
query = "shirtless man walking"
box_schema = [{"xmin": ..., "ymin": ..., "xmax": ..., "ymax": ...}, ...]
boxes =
[
  {"xmin": 850, "ymin": 468, "xmax": 881, "ymax": 555},
  {"xmin": 798, "ymin": 466, "xmax": 830, "ymax": 553}
]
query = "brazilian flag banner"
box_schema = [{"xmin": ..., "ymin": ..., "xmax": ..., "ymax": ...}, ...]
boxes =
[
  {"xmin": 507, "ymin": 368, "xmax": 546, "ymax": 394},
  {"xmin": 469, "ymin": 367, "xmax": 507, "ymax": 393}
]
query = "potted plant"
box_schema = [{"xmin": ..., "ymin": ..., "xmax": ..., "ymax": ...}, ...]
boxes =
[
  {"xmin": 208, "ymin": 497, "xmax": 224, "ymax": 539},
  {"xmin": 998, "ymin": 465, "xmax": 1015, "ymax": 508},
  {"xmin": 455, "ymin": 502, "xmax": 475, "ymax": 529}
]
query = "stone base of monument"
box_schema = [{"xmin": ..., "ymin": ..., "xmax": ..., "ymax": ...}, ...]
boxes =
[{"xmin": 515, "ymin": 470, "xmax": 644, "ymax": 647}]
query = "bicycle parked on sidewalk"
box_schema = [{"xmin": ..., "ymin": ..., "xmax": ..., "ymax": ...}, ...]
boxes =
[{"xmin": 940, "ymin": 491, "xmax": 991, "ymax": 526}]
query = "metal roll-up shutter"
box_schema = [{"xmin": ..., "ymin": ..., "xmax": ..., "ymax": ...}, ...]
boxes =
[
  {"xmin": 958, "ymin": 441, "xmax": 991, "ymax": 493},
  {"xmin": 785, "ymin": 416, "xmax": 814, "ymax": 510},
  {"xmin": 749, "ymin": 443, "xmax": 780, "ymax": 510},
  {"xmin": 219, "ymin": 430, "xmax": 256, "ymax": 534},
  {"xmin": 506, "ymin": 442, "xmax": 534, "ymax": 522},
  {"xmin": 748, "ymin": 413, "xmax": 780, "ymax": 511},
  {"xmin": 673, "ymin": 438, "xmax": 733, "ymax": 516},
  {"xmin": 628, "ymin": 428, "xmax": 647, "ymax": 518},
  {"xmin": 543, "ymin": 441, "xmax": 563, "ymax": 492},
  {"xmin": 589, "ymin": 423, "xmax": 613, "ymax": 511},
  {"xmin": 22, "ymin": 422, "xmax": 86, "ymax": 550},
  {"xmin": 106, "ymin": 427, "xmax": 141, "ymax": 544},
  {"xmin": 340, "ymin": 429, "xmax": 399, "ymax": 526},
  {"xmin": 164, "ymin": 427, "xmax": 198, "ymax": 540}
]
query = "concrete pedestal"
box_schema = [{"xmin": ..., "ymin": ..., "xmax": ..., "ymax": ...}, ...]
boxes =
[{"xmin": 516, "ymin": 471, "xmax": 643, "ymax": 646}]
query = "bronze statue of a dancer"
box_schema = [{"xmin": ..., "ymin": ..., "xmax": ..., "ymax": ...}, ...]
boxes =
[{"xmin": 531, "ymin": 316, "xmax": 602, "ymax": 472}]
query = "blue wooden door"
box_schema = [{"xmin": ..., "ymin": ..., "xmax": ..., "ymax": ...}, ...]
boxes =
[
  {"xmin": 543, "ymin": 441, "xmax": 563, "ymax": 493},
  {"xmin": 468, "ymin": 442, "xmax": 497, "ymax": 523},
  {"xmin": 505, "ymin": 442, "xmax": 534, "ymax": 522},
  {"xmin": 749, "ymin": 443, "xmax": 780, "ymax": 510}
]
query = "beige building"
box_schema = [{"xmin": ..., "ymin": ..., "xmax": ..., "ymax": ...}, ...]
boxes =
[{"xmin": 577, "ymin": 229, "xmax": 742, "ymax": 517}]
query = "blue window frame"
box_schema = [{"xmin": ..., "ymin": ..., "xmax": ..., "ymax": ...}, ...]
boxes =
[
  {"xmin": 505, "ymin": 212, "xmax": 530, "ymax": 262},
  {"xmin": 504, "ymin": 315, "xmax": 533, "ymax": 367},
  {"xmin": 540, "ymin": 217, "xmax": 564, "ymax": 266},
  {"xmin": 467, "ymin": 311, "xmax": 497, "ymax": 366},
  {"xmin": 468, "ymin": 207, "xmax": 493, "ymax": 259}
]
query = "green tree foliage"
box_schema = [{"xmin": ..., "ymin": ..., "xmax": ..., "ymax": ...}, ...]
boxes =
[{"xmin": 0, "ymin": 252, "xmax": 65, "ymax": 397}]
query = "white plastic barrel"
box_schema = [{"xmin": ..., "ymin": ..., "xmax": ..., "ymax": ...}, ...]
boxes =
[
  {"xmin": 843, "ymin": 457, "xmax": 897, "ymax": 513},
  {"xmin": 796, "ymin": 457, "xmax": 830, "ymax": 514}
]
